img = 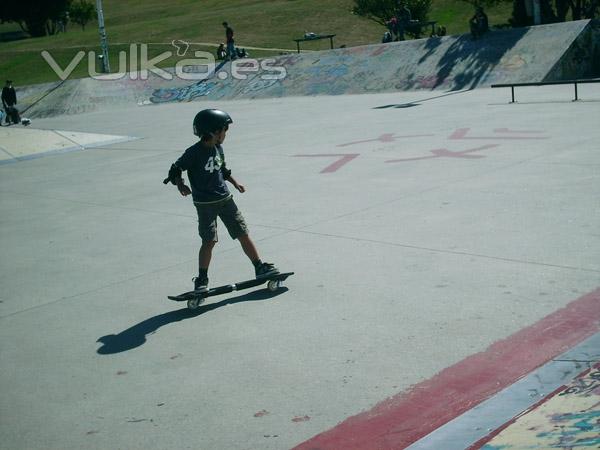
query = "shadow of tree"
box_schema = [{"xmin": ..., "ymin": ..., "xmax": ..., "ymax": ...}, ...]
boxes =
[
  {"xmin": 96, "ymin": 288, "xmax": 288, "ymax": 355},
  {"xmin": 400, "ymin": 28, "xmax": 529, "ymax": 91},
  {"xmin": 419, "ymin": 36, "xmax": 444, "ymax": 62}
]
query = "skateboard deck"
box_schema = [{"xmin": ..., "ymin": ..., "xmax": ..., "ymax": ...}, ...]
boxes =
[{"xmin": 168, "ymin": 272, "xmax": 294, "ymax": 310}]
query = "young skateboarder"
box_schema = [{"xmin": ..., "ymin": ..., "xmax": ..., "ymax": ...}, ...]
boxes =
[{"xmin": 165, "ymin": 109, "xmax": 278, "ymax": 293}]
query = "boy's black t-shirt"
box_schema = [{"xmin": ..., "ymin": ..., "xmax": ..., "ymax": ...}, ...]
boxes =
[{"xmin": 175, "ymin": 142, "xmax": 231, "ymax": 204}]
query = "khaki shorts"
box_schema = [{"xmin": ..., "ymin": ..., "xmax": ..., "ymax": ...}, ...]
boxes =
[{"xmin": 195, "ymin": 197, "xmax": 248, "ymax": 242}]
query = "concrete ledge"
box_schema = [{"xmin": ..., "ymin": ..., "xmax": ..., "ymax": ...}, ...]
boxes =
[{"xmin": 0, "ymin": 127, "xmax": 137, "ymax": 164}]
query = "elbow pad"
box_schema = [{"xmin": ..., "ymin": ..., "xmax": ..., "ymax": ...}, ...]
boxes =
[
  {"xmin": 221, "ymin": 167, "xmax": 232, "ymax": 179},
  {"xmin": 167, "ymin": 163, "xmax": 182, "ymax": 184}
]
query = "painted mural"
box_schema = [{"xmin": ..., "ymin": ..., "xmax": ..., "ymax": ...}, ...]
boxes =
[
  {"xmin": 481, "ymin": 365, "xmax": 600, "ymax": 449},
  {"xmin": 23, "ymin": 20, "xmax": 597, "ymax": 119}
]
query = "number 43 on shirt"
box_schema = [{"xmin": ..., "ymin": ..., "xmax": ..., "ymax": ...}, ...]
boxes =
[{"xmin": 204, "ymin": 155, "xmax": 223, "ymax": 173}]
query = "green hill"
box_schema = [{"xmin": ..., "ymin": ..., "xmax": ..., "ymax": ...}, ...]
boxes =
[{"xmin": 0, "ymin": 0, "xmax": 512, "ymax": 86}]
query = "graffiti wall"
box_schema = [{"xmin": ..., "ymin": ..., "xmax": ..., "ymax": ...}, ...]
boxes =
[
  {"xmin": 147, "ymin": 19, "xmax": 593, "ymax": 105},
  {"xmin": 23, "ymin": 20, "xmax": 596, "ymax": 118},
  {"xmin": 481, "ymin": 364, "xmax": 600, "ymax": 449}
]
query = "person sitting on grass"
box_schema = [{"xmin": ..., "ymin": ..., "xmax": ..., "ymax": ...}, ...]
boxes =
[{"xmin": 470, "ymin": 7, "xmax": 489, "ymax": 39}]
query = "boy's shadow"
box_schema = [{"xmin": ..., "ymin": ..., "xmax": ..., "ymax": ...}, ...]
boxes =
[{"xmin": 96, "ymin": 288, "xmax": 287, "ymax": 355}]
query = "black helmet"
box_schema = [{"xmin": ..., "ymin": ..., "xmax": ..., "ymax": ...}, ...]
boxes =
[{"xmin": 193, "ymin": 109, "xmax": 233, "ymax": 137}]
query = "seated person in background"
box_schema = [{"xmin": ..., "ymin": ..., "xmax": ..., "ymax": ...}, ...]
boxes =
[
  {"xmin": 216, "ymin": 43, "xmax": 227, "ymax": 60},
  {"xmin": 236, "ymin": 47, "xmax": 249, "ymax": 58},
  {"xmin": 470, "ymin": 7, "xmax": 489, "ymax": 39}
]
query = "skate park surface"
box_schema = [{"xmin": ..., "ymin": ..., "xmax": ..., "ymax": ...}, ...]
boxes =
[{"xmin": 2, "ymin": 24, "xmax": 600, "ymax": 450}]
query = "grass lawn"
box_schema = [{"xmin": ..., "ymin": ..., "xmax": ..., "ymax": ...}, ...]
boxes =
[{"xmin": 1, "ymin": 0, "xmax": 513, "ymax": 87}]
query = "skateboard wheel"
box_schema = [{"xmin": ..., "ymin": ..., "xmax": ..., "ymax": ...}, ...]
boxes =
[
  {"xmin": 267, "ymin": 280, "xmax": 280, "ymax": 292},
  {"xmin": 187, "ymin": 297, "xmax": 202, "ymax": 310}
]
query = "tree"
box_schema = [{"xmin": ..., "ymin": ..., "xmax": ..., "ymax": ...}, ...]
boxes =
[
  {"xmin": 353, "ymin": 0, "xmax": 432, "ymax": 38},
  {"xmin": 509, "ymin": 0, "xmax": 531, "ymax": 26},
  {"xmin": 69, "ymin": 0, "xmax": 96, "ymax": 31},
  {"xmin": 509, "ymin": 0, "xmax": 597, "ymax": 26},
  {"xmin": 0, "ymin": 0, "xmax": 71, "ymax": 37},
  {"xmin": 568, "ymin": 0, "xmax": 599, "ymax": 18}
]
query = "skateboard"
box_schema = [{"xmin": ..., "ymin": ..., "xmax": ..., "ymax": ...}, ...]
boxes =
[{"xmin": 168, "ymin": 272, "xmax": 294, "ymax": 310}]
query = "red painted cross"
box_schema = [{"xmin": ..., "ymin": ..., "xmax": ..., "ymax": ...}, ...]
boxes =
[
  {"xmin": 449, "ymin": 128, "xmax": 548, "ymax": 140},
  {"xmin": 386, "ymin": 144, "xmax": 500, "ymax": 163},
  {"xmin": 337, "ymin": 133, "xmax": 434, "ymax": 147},
  {"xmin": 294, "ymin": 153, "xmax": 360, "ymax": 173}
]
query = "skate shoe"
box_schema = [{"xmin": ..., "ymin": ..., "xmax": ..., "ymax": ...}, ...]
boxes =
[
  {"xmin": 255, "ymin": 262, "xmax": 279, "ymax": 279},
  {"xmin": 193, "ymin": 276, "xmax": 209, "ymax": 293}
]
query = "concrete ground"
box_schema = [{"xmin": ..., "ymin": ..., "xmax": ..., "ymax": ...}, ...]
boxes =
[{"xmin": 1, "ymin": 84, "xmax": 599, "ymax": 449}]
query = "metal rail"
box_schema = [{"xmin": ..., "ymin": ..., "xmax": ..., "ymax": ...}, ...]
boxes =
[{"xmin": 491, "ymin": 78, "xmax": 600, "ymax": 102}]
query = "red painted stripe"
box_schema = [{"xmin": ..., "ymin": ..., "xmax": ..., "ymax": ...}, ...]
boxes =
[
  {"xmin": 293, "ymin": 288, "xmax": 600, "ymax": 450},
  {"xmin": 293, "ymin": 154, "xmax": 360, "ymax": 173}
]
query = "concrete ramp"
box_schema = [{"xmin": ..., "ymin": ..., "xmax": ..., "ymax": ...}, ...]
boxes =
[
  {"xmin": 21, "ymin": 20, "xmax": 599, "ymax": 118},
  {"xmin": 21, "ymin": 70, "xmax": 193, "ymax": 119},
  {"xmin": 545, "ymin": 19, "xmax": 600, "ymax": 80},
  {"xmin": 151, "ymin": 20, "xmax": 597, "ymax": 102}
]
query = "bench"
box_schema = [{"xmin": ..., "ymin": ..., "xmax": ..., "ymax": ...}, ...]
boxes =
[
  {"xmin": 293, "ymin": 34, "xmax": 336, "ymax": 53},
  {"xmin": 406, "ymin": 20, "xmax": 438, "ymax": 38}
]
